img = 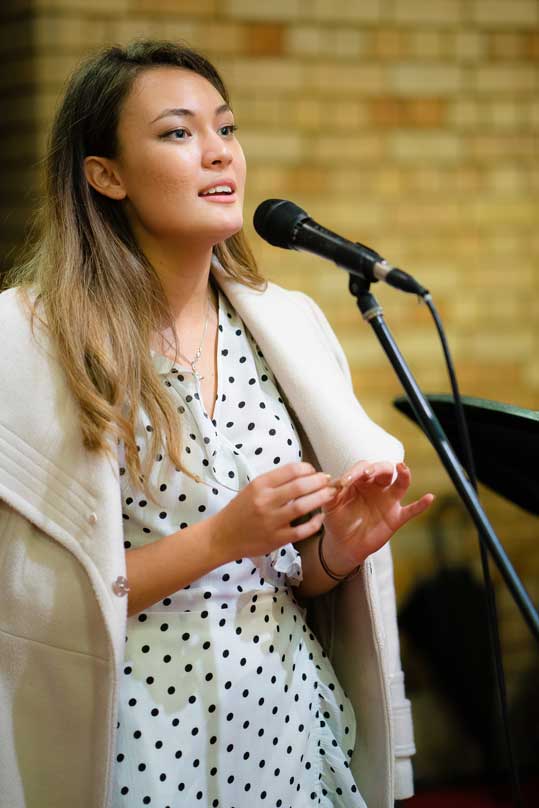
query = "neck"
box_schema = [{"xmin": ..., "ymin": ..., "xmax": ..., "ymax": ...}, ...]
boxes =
[
  {"xmin": 147, "ymin": 240, "xmax": 215, "ymax": 322},
  {"xmin": 138, "ymin": 235, "xmax": 219, "ymax": 359}
]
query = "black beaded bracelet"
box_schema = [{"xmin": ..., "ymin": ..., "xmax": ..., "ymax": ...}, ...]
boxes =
[{"xmin": 317, "ymin": 525, "xmax": 362, "ymax": 582}]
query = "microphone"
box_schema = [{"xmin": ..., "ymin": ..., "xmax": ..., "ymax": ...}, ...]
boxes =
[{"xmin": 253, "ymin": 198, "xmax": 428, "ymax": 296}]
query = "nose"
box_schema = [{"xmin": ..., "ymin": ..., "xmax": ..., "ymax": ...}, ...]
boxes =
[{"xmin": 202, "ymin": 129, "xmax": 233, "ymax": 168}]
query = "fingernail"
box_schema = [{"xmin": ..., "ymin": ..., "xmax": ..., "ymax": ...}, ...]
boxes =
[{"xmin": 327, "ymin": 476, "xmax": 343, "ymax": 489}]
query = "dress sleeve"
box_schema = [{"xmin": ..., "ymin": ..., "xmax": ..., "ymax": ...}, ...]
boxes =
[{"xmin": 268, "ymin": 543, "xmax": 303, "ymax": 587}]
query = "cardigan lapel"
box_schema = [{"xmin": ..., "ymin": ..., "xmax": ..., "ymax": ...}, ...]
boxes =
[{"xmin": 212, "ymin": 264, "xmax": 403, "ymax": 477}]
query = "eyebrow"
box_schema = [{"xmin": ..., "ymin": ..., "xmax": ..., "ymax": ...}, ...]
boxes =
[{"xmin": 151, "ymin": 103, "xmax": 232, "ymax": 124}]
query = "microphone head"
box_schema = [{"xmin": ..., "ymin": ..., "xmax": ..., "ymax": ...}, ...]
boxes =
[{"xmin": 253, "ymin": 199, "xmax": 310, "ymax": 249}]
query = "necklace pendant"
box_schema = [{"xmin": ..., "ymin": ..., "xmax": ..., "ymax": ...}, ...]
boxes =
[{"xmin": 191, "ymin": 361, "xmax": 204, "ymax": 381}]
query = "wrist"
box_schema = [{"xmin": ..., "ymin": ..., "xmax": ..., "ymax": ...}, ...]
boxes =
[
  {"xmin": 206, "ymin": 511, "xmax": 235, "ymax": 567},
  {"xmin": 318, "ymin": 526, "xmax": 362, "ymax": 582}
]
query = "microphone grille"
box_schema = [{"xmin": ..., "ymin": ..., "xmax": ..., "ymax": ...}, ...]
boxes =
[{"xmin": 253, "ymin": 199, "xmax": 309, "ymax": 249}]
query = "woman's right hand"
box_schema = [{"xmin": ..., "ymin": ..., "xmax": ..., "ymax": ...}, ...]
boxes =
[{"xmin": 209, "ymin": 462, "xmax": 337, "ymax": 563}]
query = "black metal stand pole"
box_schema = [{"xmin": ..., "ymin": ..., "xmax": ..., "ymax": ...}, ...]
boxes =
[{"xmin": 349, "ymin": 278, "xmax": 539, "ymax": 643}]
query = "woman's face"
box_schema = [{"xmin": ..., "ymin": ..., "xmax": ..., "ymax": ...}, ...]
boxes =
[{"xmin": 111, "ymin": 66, "xmax": 246, "ymax": 250}]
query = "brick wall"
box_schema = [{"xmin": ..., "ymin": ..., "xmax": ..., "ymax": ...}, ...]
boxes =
[{"xmin": 1, "ymin": 0, "xmax": 538, "ymax": 784}]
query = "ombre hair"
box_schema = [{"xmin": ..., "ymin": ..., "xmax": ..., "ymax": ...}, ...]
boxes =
[{"xmin": 4, "ymin": 40, "xmax": 265, "ymax": 503}]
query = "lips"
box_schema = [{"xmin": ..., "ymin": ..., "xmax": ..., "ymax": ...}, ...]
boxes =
[{"xmin": 198, "ymin": 179, "xmax": 237, "ymax": 197}]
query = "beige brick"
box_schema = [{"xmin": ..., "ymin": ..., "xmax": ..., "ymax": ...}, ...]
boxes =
[
  {"xmin": 487, "ymin": 32, "xmax": 528, "ymax": 61},
  {"xmin": 528, "ymin": 31, "xmax": 539, "ymax": 59},
  {"xmin": 310, "ymin": 0, "xmax": 382, "ymax": 23},
  {"xmin": 311, "ymin": 133, "xmax": 385, "ymax": 165},
  {"xmin": 129, "ymin": 0, "xmax": 215, "ymax": 14},
  {"xmin": 450, "ymin": 295, "xmax": 524, "ymax": 325},
  {"xmin": 327, "ymin": 98, "xmax": 369, "ymax": 130},
  {"xmin": 447, "ymin": 99, "xmax": 483, "ymax": 129},
  {"xmin": 331, "ymin": 28, "xmax": 367, "ymax": 60},
  {"xmin": 409, "ymin": 30, "xmax": 451, "ymax": 60},
  {"xmin": 453, "ymin": 165, "xmax": 484, "ymax": 194},
  {"xmin": 34, "ymin": 14, "xmax": 110, "ymax": 52},
  {"xmin": 467, "ymin": 134, "xmax": 537, "ymax": 161},
  {"xmin": 32, "ymin": 52, "xmax": 84, "ymax": 86},
  {"xmin": 132, "ymin": 18, "xmax": 198, "ymax": 44},
  {"xmin": 243, "ymin": 23, "xmax": 285, "ymax": 56},
  {"xmin": 183, "ymin": 22, "xmax": 241, "ymax": 55},
  {"xmin": 473, "ymin": 198, "xmax": 538, "ymax": 228},
  {"xmin": 474, "ymin": 64, "xmax": 537, "ymax": 93},
  {"xmin": 234, "ymin": 95, "xmax": 287, "ymax": 128},
  {"xmin": 523, "ymin": 360, "xmax": 539, "ymax": 390},
  {"xmin": 487, "ymin": 100, "xmax": 523, "ymax": 129},
  {"xmin": 453, "ymin": 30, "xmax": 486, "ymax": 62},
  {"xmin": 244, "ymin": 165, "xmax": 289, "ymax": 197},
  {"xmin": 371, "ymin": 167, "xmax": 405, "ymax": 196},
  {"xmin": 290, "ymin": 97, "xmax": 323, "ymax": 130},
  {"xmin": 308, "ymin": 62, "xmax": 386, "ymax": 95},
  {"xmin": 393, "ymin": 0, "xmax": 464, "ymax": 26},
  {"xmin": 389, "ymin": 131, "xmax": 461, "ymax": 162},
  {"xmin": 388, "ymin": 63, "xmax": 463, "ymax": 95},
  {"xmin": 372, "ymin": 29, "xmax": 410, "ymax": 60},
  {"xmin": 108, "ymin": 17, "xmax": 177, "ymax": 44},
  {"xmin": 239, "ymin": 130, "xmax": 303, "ymax": 163},
  {"xmin": 281, "ymin": 166, "xmax": 331, "ymax": 196},
  {"xmin": 223, "ymin": 0, "xmax": 302, "ymax": 20},
  {"xmin": 34, "ymin": 0, "xmax": 129, "ymax": 13},
  {"xmin": 285, "ymin": 26, "xmax": 323, "ymax": 57},
  {"xmin": 306, "ymin": 199, "xmax": 387, "ymax": 232},
  {"xmin": 471, "ymin": 0, "xmax": 538, "ymax": 28},
  {"xmin": 466, "ymin": 330, "xmax": 534, "ymax": 362},
  {"xmin": 218, "ymin": 58, "xmax": 303, "ymax": 91},
  {"xmin": 285, "ymin": 26, "xmax": 366, "ymax": 60},
  {"xmin": 527, "ymin": 164, "xmax": 539, "ymax": 192},
  {"xmin": 370, "ymin": 96, "xmax": 447, "ymax": 128}
]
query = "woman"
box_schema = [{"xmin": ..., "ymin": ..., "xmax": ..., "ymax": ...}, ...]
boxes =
[{"xmin": 0, "ymin": 41, "xmax": 433, "ymax": 808}]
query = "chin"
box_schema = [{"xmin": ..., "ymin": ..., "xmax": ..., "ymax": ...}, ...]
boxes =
[{"xmin": 210, "ymin": 219, "xmax": 244, "ymax": 245}]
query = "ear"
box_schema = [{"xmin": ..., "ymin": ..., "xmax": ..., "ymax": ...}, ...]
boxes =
[{"xmin": 84, "ymin": 156, "xmax": 127, "ymax": 200}]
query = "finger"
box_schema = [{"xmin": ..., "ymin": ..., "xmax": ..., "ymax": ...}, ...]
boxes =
[
  {"xmin": 388, "ymin": 462, "xmax": 412, "ymax": 497},
  {"xmin": 283, "ymin": 485, "xmax": 337, "ymax": 524},
  {"xmin": 262, "ymin": 461, "xmax": 317, "ymax": 489},
  {"xmin": 342, "ymin": 460, "xmax": 396, "ymax": 488},
  {"xmin": 275, "ymin": 471, "xmax": 335, "ymax": 507},
  {"xmin": 283, "ymin": 510, "xmax": 325, "ymax": 544},
  {"xmin": 399, "ymin": 493, "xmax": 435, "ymax": 526}
]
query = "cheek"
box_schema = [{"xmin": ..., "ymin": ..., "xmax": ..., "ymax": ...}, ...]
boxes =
[
  {"xmin": 236, "ymin": 147, "xmax": 247, "ymax": 192},
  {"xmin": 134, "ymin": 150, "xmax": 193, "ymax": 200},
  {"xmin": 122, "ymin": 147, "xmax": 197, "ymax": 228}
]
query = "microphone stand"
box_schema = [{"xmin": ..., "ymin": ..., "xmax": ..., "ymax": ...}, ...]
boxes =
[{"xmin": 348, "ymin": 276, "xmax": 539, "ymax": 643}]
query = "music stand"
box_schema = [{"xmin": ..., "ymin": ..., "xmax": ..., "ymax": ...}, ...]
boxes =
[{"xmin": 393, "ymin": 395, "xmax": 539, "ymax": 516}]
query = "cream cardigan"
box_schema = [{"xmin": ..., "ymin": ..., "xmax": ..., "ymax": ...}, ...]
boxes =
[{"xmin": 0, "ymin": 264, "xmax": 415, "ymax": 808}]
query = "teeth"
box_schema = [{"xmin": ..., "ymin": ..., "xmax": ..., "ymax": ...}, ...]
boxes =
[{"xmin": 201, "ymin": 185, "xmax": 233, "ymax": 195}]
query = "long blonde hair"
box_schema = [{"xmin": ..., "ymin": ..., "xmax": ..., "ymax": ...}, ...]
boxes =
[{"xmin": 3, "ymin": 40, "xmax": 265, "ymax": 503}]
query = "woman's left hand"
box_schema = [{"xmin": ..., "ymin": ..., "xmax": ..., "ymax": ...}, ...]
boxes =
[{"xmin": 321, "ymin": 460, "xmax": 434, "ymax": 574}]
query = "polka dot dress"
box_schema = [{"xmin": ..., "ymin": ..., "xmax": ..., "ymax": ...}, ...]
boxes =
[{"xmin": 112, "ymin": 288, "xmax": 366, "ymax": 808}]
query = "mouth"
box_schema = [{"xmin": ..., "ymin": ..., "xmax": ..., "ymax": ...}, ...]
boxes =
[{"xmin": 198, "ymin": 180, "xmax": 237, "ymax": 203}]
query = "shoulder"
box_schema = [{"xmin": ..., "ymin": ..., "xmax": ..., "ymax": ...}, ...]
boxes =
[
  {"xmin": 0, "ymin": 285, "xmax": 40, "ymax": 330},
  {"xmin": 0, "ymin": 286, "xmax": 54, "ymax": 373}
]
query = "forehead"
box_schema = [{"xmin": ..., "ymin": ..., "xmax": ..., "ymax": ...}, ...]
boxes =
[{"xmin": 121, "ymin": 66, "xmax": 226, "ymax": 124}]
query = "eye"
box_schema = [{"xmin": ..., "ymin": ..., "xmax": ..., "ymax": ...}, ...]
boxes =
[
  {"xmin": 219, "ymin": 124, "xmax": 238, "ymax": 137},
  {"xmin": 162, "ymin": 128, "xmax": 190, "ymax": 140}
]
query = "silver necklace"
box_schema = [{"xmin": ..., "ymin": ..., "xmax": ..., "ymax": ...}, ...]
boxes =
[{"xmin": 177, "ymin": 292, "xmax": 212, "ymax": 381}]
